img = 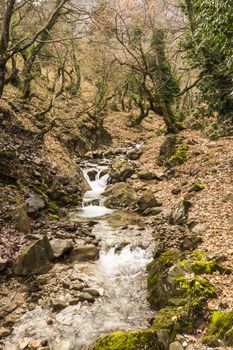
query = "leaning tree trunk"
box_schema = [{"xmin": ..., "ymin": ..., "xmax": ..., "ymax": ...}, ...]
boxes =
[{"xmin": 0, "ymin": 55, "xmax": 7, "ymax": 97}]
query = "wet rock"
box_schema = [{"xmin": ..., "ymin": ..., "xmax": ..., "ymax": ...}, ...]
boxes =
[
  {"xmin": 104, "ymin": 182, "xmax": 137, "ymax": 209},
  {"xmin": 0, "ymin": 326, "xmax": 11, "ymax": 337},
  {"xmin": 87, "ymin": 169, "xmax": 97, "ymax": 181},
  {"xmin": 169, "ymin": 341, "xmax": 184, "ymax": 350},
  {"xmin": 138, "ymin": 190, "xmax": 161, "ymax": 212},
  {"xmin": 49, "ymin": 239, "xmax": 74, "ymax": 258},
  {"xmin": 169, "ymin": 199, "xmax": 192, "ymax": 225},
  {"xmin": 79, "ymin": 292, "xmax": 95, "ymax": 303},
  {"xmin": 51, "ymin": 299, "xmax": 69, "ymax": 312},
  {"xmin": 13, "ymin": 236, "xmax": 54, "ymax": 276},
  {"xmin": 83, "ymin": 288, "xmax": 100, "ymax": 297},
  {"xmin": 71, "ymin": 245, "xmax": 99, "ymax": 261},
  {"xmin": 0, "ymin": 257, "xmax": 7, "ymax": 272}
]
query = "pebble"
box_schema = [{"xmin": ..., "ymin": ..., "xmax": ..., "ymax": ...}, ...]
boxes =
[{"xmin": 79, "ymin": 293, "xmax": 95, "ymax": 303}]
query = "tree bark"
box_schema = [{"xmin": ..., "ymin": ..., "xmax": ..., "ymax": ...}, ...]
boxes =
[{"xmin": 0, "ymin": 0, "xmax": 16, "ymax": 97}]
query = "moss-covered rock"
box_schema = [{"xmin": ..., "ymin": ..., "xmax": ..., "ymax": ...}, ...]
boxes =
[
  {"xmin": 104, "ymin": 182, "xmax": 137, "ymax": 209},
  {"xmin": 203, "ymin": 310, "xmax": 233, "ymax": 346},
  {"xmin": 92, "ymin": 330, "xmax": 164, "ymax": 350},
  {"xmin": 190, "ymin": 260, "xmax": 231, "ymax": 275},
  {"xmin": 168, "ymin": 144, "xmax": 189, "ymax": 167},
  {"xmin": 189, "ymin": 183, "xmax": 206, "ymax": 192}
]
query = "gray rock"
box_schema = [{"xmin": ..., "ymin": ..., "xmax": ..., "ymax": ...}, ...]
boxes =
[
  {"xmin": 127, "ymin": 150, "xmax": 142, "ymax": 160},
  {"xmin": 0, "ymin": 257, "xmax": 7, "ymax": 272},
  {"xmin": 169, "ymin": 341, "xmax": 184, "ymax": 350},
  {"xmin": 71, "ymin": 245, "xmax": 99, "ymax": 261},
  {"xmin": 51, "ymin": 299, "xmax": 69, "ymax": 312},
  {"xmin": 137, "ymin": 170, "xmax": 156, "ymax": 180},
  {"xmin": 26, "ymin": 195, "xmax": 45, "ymax": 213},
  {"xmin": 138, "ymin": 190, "xmax": 161, "ymax": 212},
  {"xmin": 79, "ymin": 292, "xmax": 95, "ymax": 303},
  {"xmin": 13, "ymin": 236, "xmax": 54, "ymax": 276},
  {"xmin": 143, "ymin": 207, "xmax": 163, "ymax": 216},
  {"xmin": 50, "ymin": 239, "xmax": 74, "ymax": 258},
  {"xmin": 83, "ymin": 288, "xmax": 100, "ymax": 297}
]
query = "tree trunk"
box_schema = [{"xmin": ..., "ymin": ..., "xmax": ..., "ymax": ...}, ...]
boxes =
[{"xmin": 0, "ymin": 56, "xmax": 6, "ymax": 97}]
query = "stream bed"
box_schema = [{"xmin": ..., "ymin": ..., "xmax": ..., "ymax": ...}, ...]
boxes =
[{"xmin": 5, "ymin": 157, "xmax": 155, "ymax": 350}]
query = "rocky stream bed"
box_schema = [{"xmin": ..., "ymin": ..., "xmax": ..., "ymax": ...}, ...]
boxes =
[{"xmin": 1, "ymin": 142, "xmax": 232, "ymax": 350}]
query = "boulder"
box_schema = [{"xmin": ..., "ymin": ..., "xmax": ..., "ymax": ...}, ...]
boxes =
[
  {"xmin": 137, "ymin": 190, "xmax": 161, "ymax": 212},
  {"xmin": 71, "ymin": 245, "xmax": 99, "ymax": 261},
  {"xmin": 87, "ymin": 169, "xmax": 97, "ymax": 181},
  {"xmin": 104, "ymin": 182, "xmax": 137, "ymax": 209},
  {"xmin": 26, "ymin": 195, "xmax": 45, "ymax": 214},
  {"xmin": 13, "ymin": 236, "xmax": 54, "ymax": 276},
  {"xmin": 49, "ymin": 239, "xmax": 74, "ymax": 258}
]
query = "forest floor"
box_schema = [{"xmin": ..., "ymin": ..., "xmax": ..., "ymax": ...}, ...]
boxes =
[{"xmin": 103, "ymin": 110, "xmax": 233, "ymax": 347}]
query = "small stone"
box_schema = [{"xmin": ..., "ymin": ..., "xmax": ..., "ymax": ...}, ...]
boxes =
[
  {"xmin": 46, "ymin": 317, "xmax": 54, "ymax": 325},
  {"xmin": 51, "ymin": 299, "xmax": 69, "ymax": 312},
  {"xmin": 171, "ymin": 187, "xmax": 181, "ymax": 195},
  {"xmin": 82, "ymin": 288, "xmax": 100, "ymax": 297},
  {"xmin": 0, "ymin": 327, "xmax": 11, "ymax": 337},
  {"xmin": 72, "ymin": 282, "xmax": 83, "ymax": 291},
  {"xmin": 79, "ymin": 293, "xmax": 95, "ymax": 303},
  {"xmin": 169, "ymin": 341, "xmax": 184, "ymax": 350}
]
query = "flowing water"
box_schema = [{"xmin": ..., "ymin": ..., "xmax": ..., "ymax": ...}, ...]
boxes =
[{"xmin": 5, "ymin": 156, "xmax": 154, "ymax": 350}]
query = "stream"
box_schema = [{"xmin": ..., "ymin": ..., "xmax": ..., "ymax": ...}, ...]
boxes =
[{"xmin": 5, "ymin": 155, "xmax": 155, "ymax": 350}]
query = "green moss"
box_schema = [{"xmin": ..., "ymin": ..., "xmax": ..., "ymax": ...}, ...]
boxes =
[
  {"xmin": 48, "ymin": 201, "xmax": 60, "ymax": 213},
  {"xmin": 147, "ymin": 250, "xmax": 181, "ymax": 273},
  {"xmin": 34, "ymin": 187, "xmax": 48, "ymax": 203},
  {"xmin": 169, "ymin": 144, "xmax": 189, "ymax": 166},
  {"xmin": 190, "ymin": 260, "xmax": 230, "ymax": 275},
  {"xmin": 48, "ymin": 214, "xmax": 60, "ymax": 221},
  {"xmin": 92, "ymin": 330, "xmax": 163, "ymax": 350},
  {"xmin": 176, "ymin": 277, "xmax": 217, "ymax": 300},
  {"xmin": 113, "ymin": 159, "xmax": 128, "ymax": 173},
  {"xmin": 203, "ymin": 310, "xmax": 233, "ymax": 346},
  {"xmin": 189, "ymin": 183, "xmax": 206, "ymax": 192}
]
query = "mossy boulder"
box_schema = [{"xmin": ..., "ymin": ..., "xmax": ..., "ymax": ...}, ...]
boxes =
[
  {"xmin": 168, "ymin": 144, "xmax": 188, "ymax": 167},
  {"xmin": 203, "ymin": 310, "xmax": 233, "ymax": 346},
  {"xmin": 104, "ymin": 182, "xmax": 137, "ymax": 209},
  {"xmin": 158, "ymin": 137, "xmax": 188, "ymax": 167},
  {"xmin": 92, "ymin": 330, "xmax": 165, "ymax": 350}
]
